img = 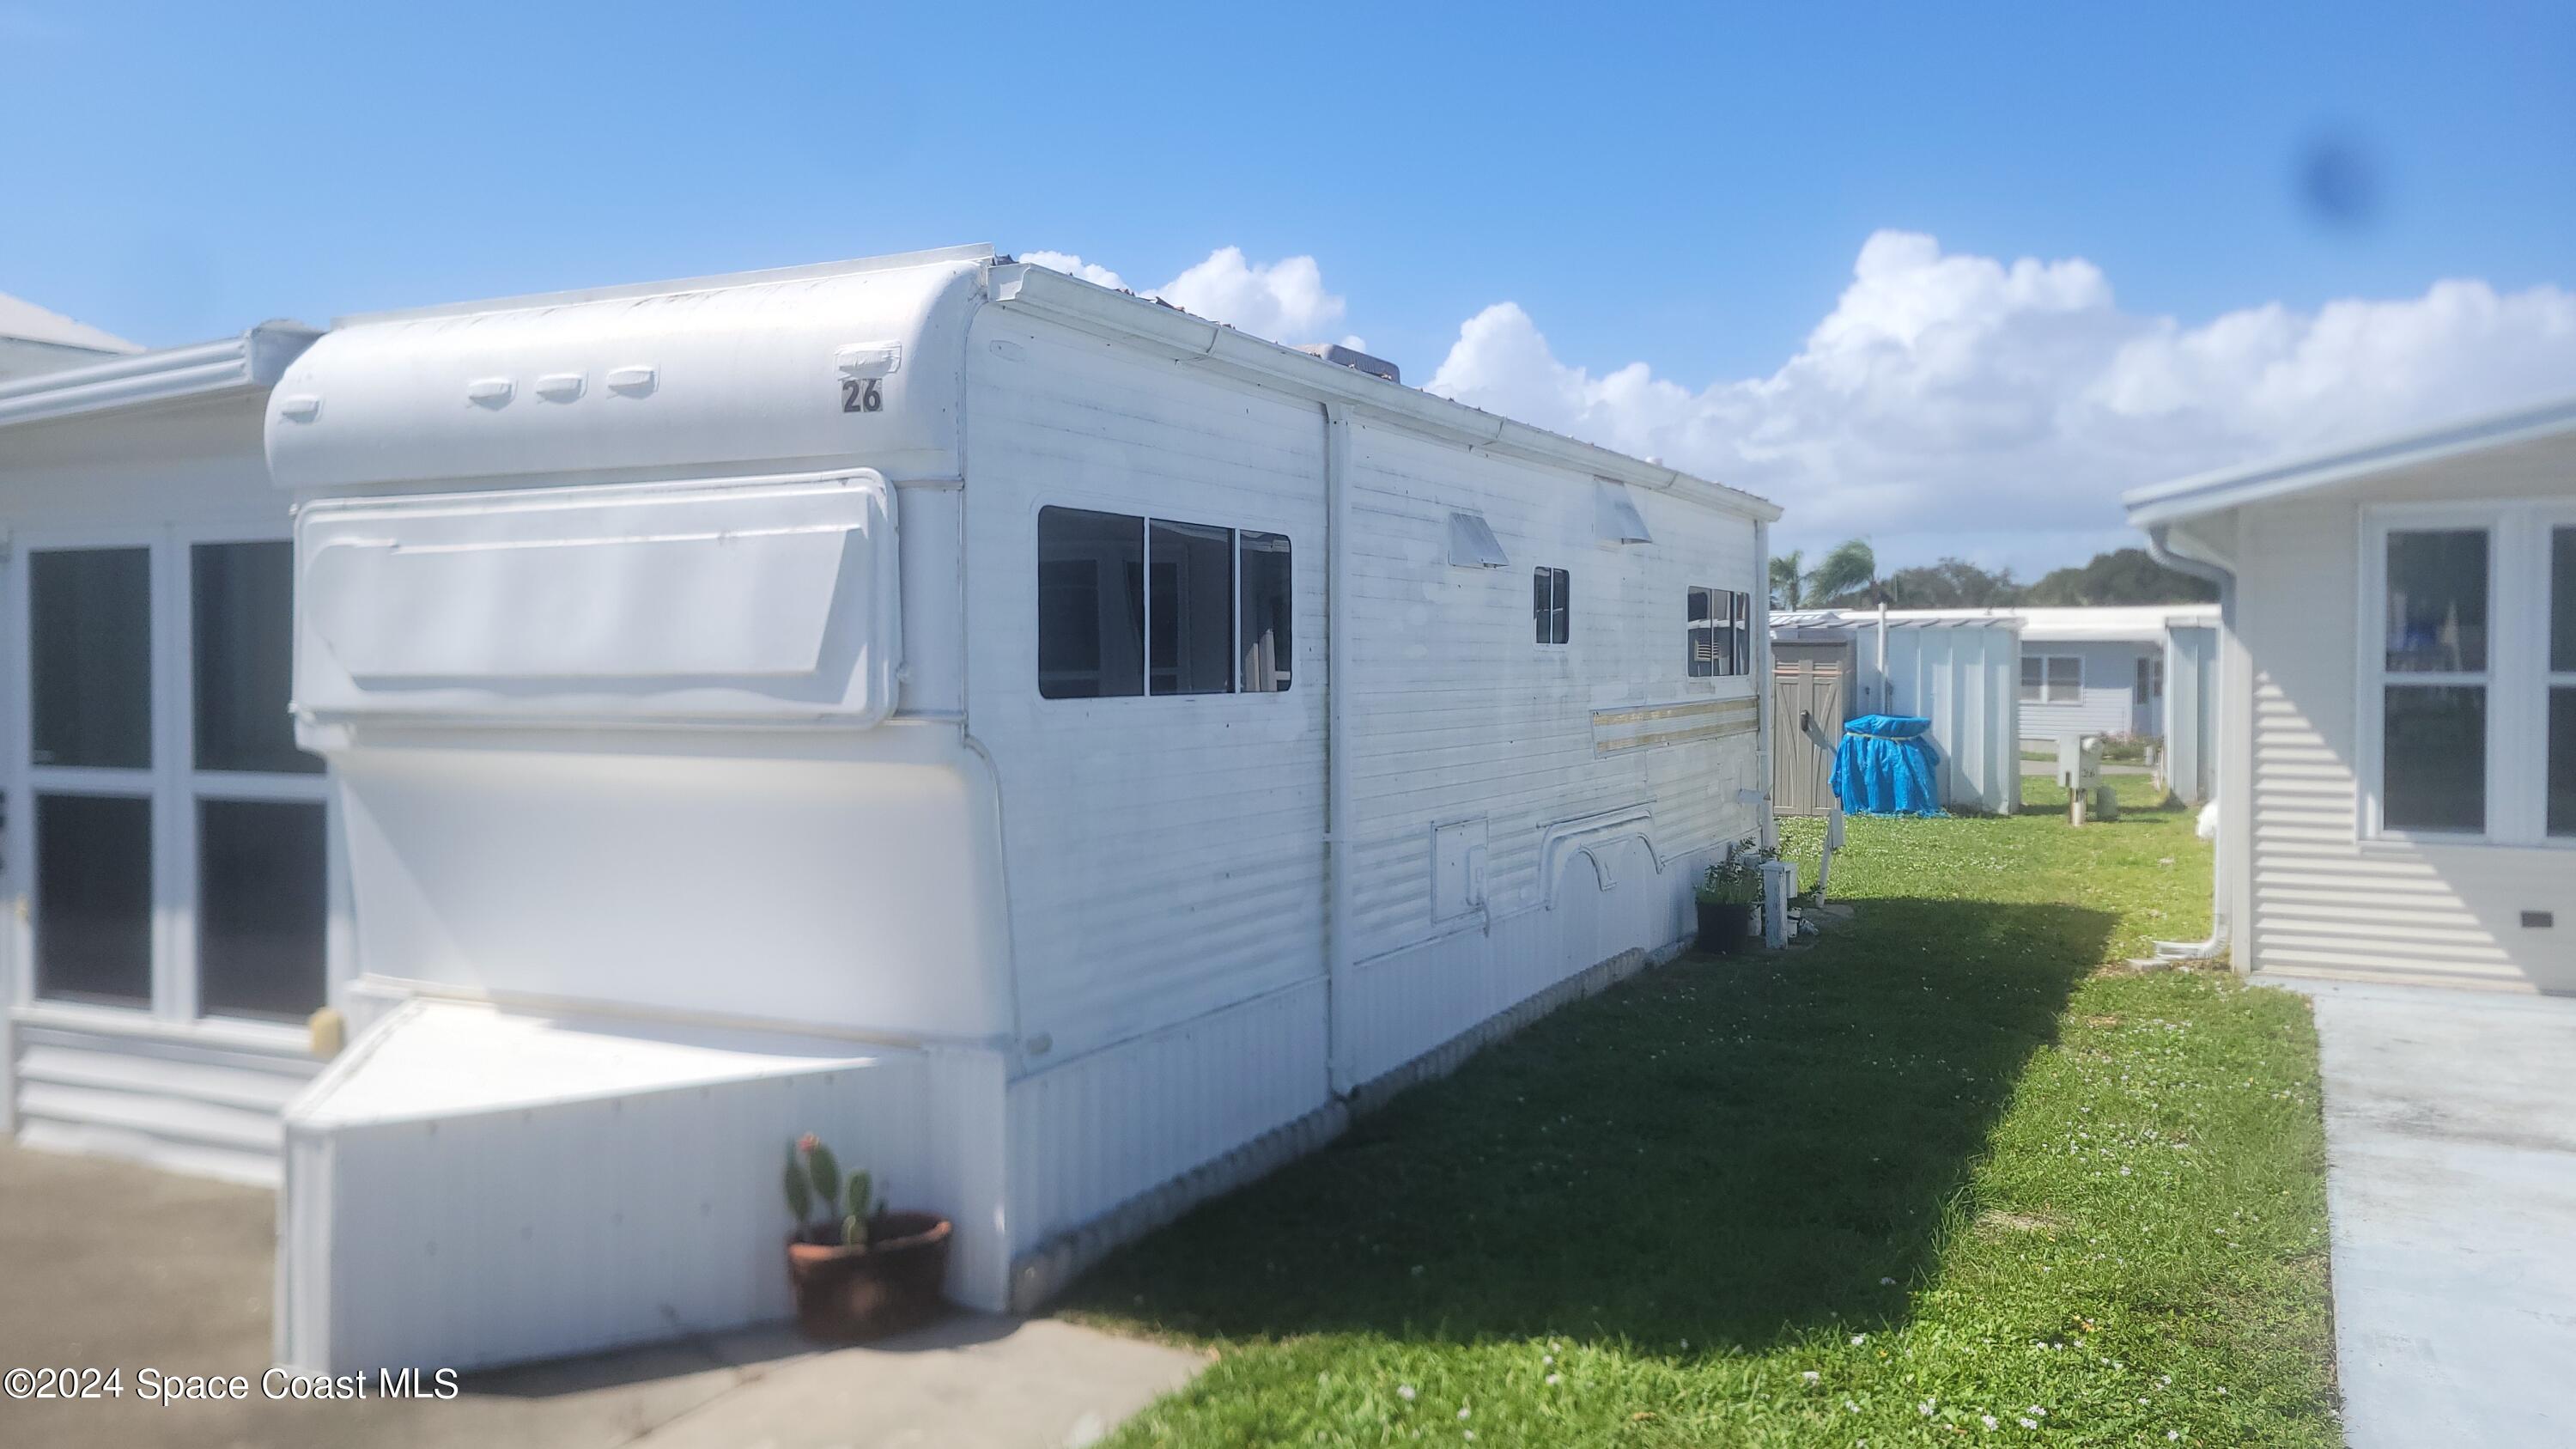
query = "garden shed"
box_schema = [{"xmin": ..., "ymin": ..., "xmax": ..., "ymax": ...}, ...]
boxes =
[
  {"xmin": 246, "ymin": 245, "xmax": 1781, "ymax": 1373},
  {"xmin": 1770, "ymin": 610, "xmax": 2021, "ymax": 814}
]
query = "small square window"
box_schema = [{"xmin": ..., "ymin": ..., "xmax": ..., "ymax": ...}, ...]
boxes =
[{"xmin": 1534, "ymin": 568, "xmax": 1570, "ymax": 645}]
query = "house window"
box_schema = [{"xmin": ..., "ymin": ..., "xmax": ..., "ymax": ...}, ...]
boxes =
[
  {"xmin": 2550, "ymin": 526, "xmax": 2575, "ymax": 837},
  {"xmin": 1688, "ymin": 588, "xmax": 1753, "ymax": 677},
  {"xmin": 1240, "ymin": 530, "xmax": 1293, "ymax": 692},
  {"xmin": 2360, "ymin": 505, "xmax": 2576, "ymax": 845},
  {"xmin": 2134, "ymin": 656, "xmax": 2164, "ymax": 704},
  {"xmin": 1534, "ymin": 567, "xmax": 1570, "ymax": 645},
  {"xmin": 2020, "ymin": 654, "xmax": 2081, "ymax": 704},
  {"xmin": 2378, "ymin": 527, "xmax": 2489, "ymax": 833},
  {"xmin": 1037, "ymin": 505, "xmax": 1291, "ymax": 698},
  {"xmin": 189, "ymin": 541, "xmax": 328, "ymax": 1022},
  {"xmin": 23, "ymin": 536, "xmax": 330, "ymax": 1023}
]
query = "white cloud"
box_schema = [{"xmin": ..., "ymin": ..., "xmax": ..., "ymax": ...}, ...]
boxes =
[
  {"xmin": 1023, "ymin": 246, "xmax": 1346, "ymax": 344},
  {"xmin": 1426, "ymin": 230, "xmax": 2576, "ymax": 573}
]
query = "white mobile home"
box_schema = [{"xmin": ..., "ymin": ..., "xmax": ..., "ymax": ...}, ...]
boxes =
[
  {"xmin": 245, "ymin": 246, "xmax": 1778, "ymax": 1372},
  {"xmin": 2127, "ymin": 395, "xmax": 2576, "ymax": 994},
  {"xmin": 0, "ymin": 322, "xmax": 330, "ymax": 1183}
]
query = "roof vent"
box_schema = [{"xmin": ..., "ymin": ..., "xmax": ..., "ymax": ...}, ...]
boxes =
[{"xmin": 1295, "ymin": 343, "xmax": 1400, "ymax": 386}]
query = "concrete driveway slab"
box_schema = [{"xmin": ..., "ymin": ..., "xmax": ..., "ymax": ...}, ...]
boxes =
[
  {"xmin": 2277, "ymin": 977, "xmax": 2576, "ymax": 1449},
  {"xmin": 0, "ymin": 1143, "xmax": 1203, "ymax": 1448}
]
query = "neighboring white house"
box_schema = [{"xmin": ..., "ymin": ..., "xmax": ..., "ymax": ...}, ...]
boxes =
[
  {"xmin": 2127, "ymin": 393, "xmax": 2576, "ymax": 995},
  {"xmin": 0, "ymin": 291, "xmax": 141, "ymax": 381},
  {"xmin": 142, "ymin": 245, "xmax": 1779, "ymax": 1374},
  {"xmin": 0, "ymin": 323, "xmax": 332, "ymax": 1184}
]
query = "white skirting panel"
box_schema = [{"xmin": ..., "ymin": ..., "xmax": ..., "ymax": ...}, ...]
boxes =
[
  {"xmin": 1344, "ymin": 835, "xmax": 1695, "ymax": 1085},
  {"xmin": 9, "ymin": 1016, "xmax": 321, "ymax": 1187},
  {"xmin": 276, "ymin": 1002, "xmax": 1011, "ymax": 1373},
  {"xmin": 1004, "ymin": 977, "xmax": 1329, "ymax": 1260}
]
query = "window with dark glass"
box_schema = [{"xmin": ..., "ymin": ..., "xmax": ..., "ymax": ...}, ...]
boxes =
[
  {"xmin": 2551, "ymin": 526, "xmax": 2575, "ymax": 837},
  {"xmin": 1534, "ymin": 568, "xmax": 1570, "ymax": 645},
  {"xmin": 197, "ymin": 799, "xmax": 329, "ymax": 1021},
  {"xmin": 1037, "ymin": 507, "xmax": 1145, "ymax": 699},
  {"xmin": 1150, "ymin": 520, "xmax": 1235, "ymax": 697},
  {"xmin": 1688, "ymin": 588, "xmax": 1751, "ymax": 677},
  {"xmin": 1039, "ymin": 507, "xmax": 1291, "ymax": 698},
  {"xmin": 32, "ymin": 547, "xmax": 151, "ymax": 769},
  {"xmin": 1687, "ymin": 588, "xmax": 1722, "ymax": 677},
  {"xmin": 2380, "ymin": 528, "xmax": 2489, "ymax": 832},
  {"xmin": 1239, "ymin": 531, "xmax": 1293, "ymax": 692},
  {"xmin": 34, "ymin": 793, "xmax": 152, "ymax": 1006},
  {"xmin": 193, "ymin": 540, "xmax": 322, "ymax": 775},
  {"xmin": 2020, "ymin": 655, "xmax": 2081, "ymax": 704}
]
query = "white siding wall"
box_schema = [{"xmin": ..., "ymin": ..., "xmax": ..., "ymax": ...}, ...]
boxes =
[
  {"xmin": 1335, "ymin": 421, "xmax": 1761, "ymax": 1080},
  {"xmin": 963, "ymin": 312, "xmax": 1765, "ymax": 1260},
  {"xmin": 2017, "ymin": 640, "xmax": 2152, "ymax": 744},
  {"xmin": 962, "ymin": 310, "xmax": 1336, "ymax": 1252},
  {"xmin": 2235, "ymin": 472, "xmax": 2576, "ymax": 992}
]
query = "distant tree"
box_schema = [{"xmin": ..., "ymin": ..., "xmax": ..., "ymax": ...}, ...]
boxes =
[
  {"xmin": 2021, "ymin": 546, "xmax": 2218, "ymax": 606},
  {"xmin": 1803, "ymin": 538, "xmax": 1884, "ymax": 608},
  {"xmin": 1880, "ymin": 557, "xmax": 2023, "ymax": 609},
  {"xmin": 1768, "ymin": 550, "xmax": 1806, "ymax": 611}
]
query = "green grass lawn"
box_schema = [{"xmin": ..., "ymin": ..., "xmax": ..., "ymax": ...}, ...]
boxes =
[{"xmin": 1062, "ymin": 785, "xmax": 2336, "ymax": 1446}]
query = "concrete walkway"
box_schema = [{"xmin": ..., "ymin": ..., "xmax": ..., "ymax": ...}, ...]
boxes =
[
  {"xmin": 2278, "ymin": 977, "xmax": 2576, "ymax": 1449},
  {"xmin": 0, "ymin": 1143, "xmax": 1204, "ymax": 1448}
]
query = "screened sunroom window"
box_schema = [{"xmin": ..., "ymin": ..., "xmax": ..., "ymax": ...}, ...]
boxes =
[
  {"xmin": 2551, "ymin": 526, "xmax": 2576, "ymax": 837},
  {"xmin": 2379, "ymin": 527, "xmax": 2489, "ymax": 833}
]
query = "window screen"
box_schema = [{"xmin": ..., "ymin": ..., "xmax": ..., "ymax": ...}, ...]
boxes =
[
  {"xmin": 198, "ymin": 799, "xmax": 328, "ymax": 1021},
  {"xmin": 1687, "ymin": 588, "xmax": 1721, "ymax": 677},
  {"xmin": 1037, "ymin": 507, "xmax": 1145, "ymax": 699},
  {"xmin": 32, "ymin": 547, "xmax": 151, "ymax": 770},
  {"xmin": 1239, "ymin": 531, "xmax": 1292, "ymax": 692},
  {"xmin": 1534, "ymin": 568, "xmax": 1570, "ymax": 645},
  {"xmin": 1150, "ymin": 520, "xmax": 1235, "ymax": 697},
  {"xmin": 35, "ymin": 793, "xmax": 152, "ymax": 1007},
  {"xmin": 2379, "ymin": 527, "xmax": 2489, "ymax": 833},
  {"xmin": 2550, "ymin": 527, "xmax": 2574, "ymax": 837},
  {"xmin": 193, "ymin": 541, "xmax": 322, "ymax": 775}
]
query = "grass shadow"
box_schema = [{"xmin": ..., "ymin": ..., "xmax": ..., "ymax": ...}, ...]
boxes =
[{"xmin": 1060, "ymin": 897, "xmax": 2113, "ymax": 1355}]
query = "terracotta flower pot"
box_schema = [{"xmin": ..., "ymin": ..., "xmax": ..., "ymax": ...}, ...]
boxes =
[{"xmin": 786, "ymin": 1211, "xmax": 954, "ymax": 1342}]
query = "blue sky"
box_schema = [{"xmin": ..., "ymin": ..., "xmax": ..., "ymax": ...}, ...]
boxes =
[{"xmin": 7, "ymin": 1, "xmax": 2573, "ymax": 569}]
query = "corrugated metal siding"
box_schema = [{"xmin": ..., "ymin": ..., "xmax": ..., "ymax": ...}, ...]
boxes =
[
  {"xmin": 2238, "ymin": 498, "xmax": 2574, "ymax": 992},
  {"xmin": 9, "ymin": 1018, "xmax": 319, "ymax": 1185},
  {"xmin": 1873, "ymin": 625, "xmax": 2021, "ymax": 813},
  {"xmin": 1004, "ymin": 977, "xmax": 1325, "ymax": 1250}
]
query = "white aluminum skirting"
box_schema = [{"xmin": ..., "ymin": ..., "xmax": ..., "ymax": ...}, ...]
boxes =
[
  {"xmin": 1002, "ymin": 835, "xmax": 1696, "ymax": 1312},
  {"xmin": 1004, "ymin": 977, "xmax": 1329, "ymax": 1258},
  {"xmin": 9, "ymin": 1017, "xmax": 319, "ymax": 1186},
  {"xmin": 276, "ymin": 1010, "xmax": 1011, "ymax": 1374}
]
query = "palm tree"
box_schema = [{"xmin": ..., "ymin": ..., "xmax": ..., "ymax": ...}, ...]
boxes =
[
  {"xmin": 1804, "ymin": 538, "xmax": 1885, "ymax": 608},
  {"xmin": 1768, "ymin": 550, "xmax": 1805, "ymax": 611}
]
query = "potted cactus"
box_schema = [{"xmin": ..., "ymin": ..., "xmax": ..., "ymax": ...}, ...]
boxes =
[
  {"xmin": 781, "ymin": 1134, "xmax": 952, "ymax": 1341},
  {"xmin": 1694, "ymin": 838, "xmax": 1771, "ymax": 954}
]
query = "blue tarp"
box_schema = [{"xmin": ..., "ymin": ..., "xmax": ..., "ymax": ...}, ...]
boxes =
[{"xmin": 1830, "ymin": 714, "xmax": 1946, "ymax": 817}]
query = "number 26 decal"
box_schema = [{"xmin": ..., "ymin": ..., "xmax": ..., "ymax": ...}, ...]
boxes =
[{"xmin": 841, "ymin": 378, "xmax": 883, "ymax": 413}]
